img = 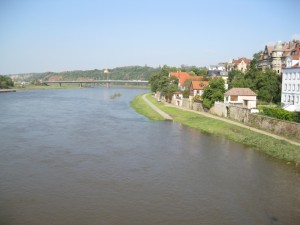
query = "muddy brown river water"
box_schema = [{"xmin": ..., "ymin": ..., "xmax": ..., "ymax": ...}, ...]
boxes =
[{"xmin": 0, "ymin": 88, "xmax": 299, "ymax": 225}]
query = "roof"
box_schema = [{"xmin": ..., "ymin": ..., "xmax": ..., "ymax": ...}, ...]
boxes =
[
  {"xmin": 224, "ymin": 88, "xmax": 257, "ymax": 96},
  {"xmin": 169, "ymin": 71, "xmax": 202, "ymax": 87},
  {"xmin": 232, "ymin": 57, "xmax": 251, "ymax": 66},
  {"xmin": 190, "ymin": 81, "xmax": 209, "ymax": 90}
]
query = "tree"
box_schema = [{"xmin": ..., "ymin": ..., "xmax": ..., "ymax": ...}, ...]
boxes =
[
  {"xmin": 228, "ymin": 66, "xmax": 281, "ymax": 103},
  {"xmin": 0, "ymin": 75, "xmax": 14, "ymax": 89},
  {"xmin": 149, "ymin": 66, "xmax": 179, "ymax": 102},
  {"xmin": 253, "ymin": 51, "xmax": 262, "ymax": 61},
  {"xmin": 228, "ymin": 70, "xmax": 244, "ymax": 88},
  {"xmin": 202, "ymin": 78, "xmax": 225, "ymax": 109},
  {"xmin": 255, "ymin": 69, "xmax": 280, "ymax": 103}
]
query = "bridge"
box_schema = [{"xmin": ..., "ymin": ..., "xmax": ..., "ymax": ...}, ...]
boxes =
[{"xmin": 43, "ymin": 80, "xmax": 149, "ymax": 87}]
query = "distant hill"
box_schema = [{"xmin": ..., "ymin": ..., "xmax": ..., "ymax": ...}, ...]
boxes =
[{"xmin": 9, "ymin": 66, "xmax": 160, "ymax": 82}]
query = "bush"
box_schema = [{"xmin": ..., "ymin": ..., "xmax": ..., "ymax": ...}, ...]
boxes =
[
  {"xmin": 260, "ymin": 106, "xmax": 300, "ymax": 123},
  {"xmin": 203, "ymin": 98, "xmax": 212, "ymax": 109},
  {"xmin": 192, "ymin": 94, "xmax": 202, "ymax": 103}
]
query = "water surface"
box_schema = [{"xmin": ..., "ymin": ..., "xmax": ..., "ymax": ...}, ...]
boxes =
[{"xmin": 0, "ymin": 88, "xmax": 299, "ymax": 225}]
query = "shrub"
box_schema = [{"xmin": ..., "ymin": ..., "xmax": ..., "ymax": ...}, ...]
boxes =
[
  {"xmin": 260, "ymin": 106, "xmax": 299, "ymax": 123},
  {"xmin": 203, "ymin": 98, "xmax": 212, "ymax": 109},
  {"xmin": 192, "ymin": 94, "xmax": 202, "ymax": 103}
]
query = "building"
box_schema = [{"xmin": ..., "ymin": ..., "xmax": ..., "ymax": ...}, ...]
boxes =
[
  {"xmin": 258, "ymin": 41, "xmax": 300, "ymax": 74},
  {"xmin": 169, "ymin": 71, "xmax": 203, "ymax": 90},
  {"xmin": 281, "ymin": 57, "xmax": 300, "ymax": 112},
  {"xmin": 172, "ymin": 91, "xmax": 183, "ymax": 106},
  {"xmin": 228, "ymin": 57, "xmax": 251, "ymax": 72},
  {"xmin": 224, "ymin": 88, "xmax": 257, "ymax": 109},
  {"xmin": 189, "ymin": 81, "xmax": 209, "ymax": 97}
]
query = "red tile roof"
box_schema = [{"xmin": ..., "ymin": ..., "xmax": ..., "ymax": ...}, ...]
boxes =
[
  {"xmin": 169, "ymin": 72, "xmax": 202, "ymax": 87},
  {"xmin": 232, "ymin": 57, "xmax": 251, "ymax": 66},
  {"xmin": 190, "ymin": 81, "xmax": 209, "ymax": 90},
  {"xmin": 224, "ymin": 88, "xmax": 257, "ymax": 96}
]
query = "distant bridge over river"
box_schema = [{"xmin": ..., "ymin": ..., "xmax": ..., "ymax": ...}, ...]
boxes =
[{"xmin": 43, "ymin": 80, "xmax": 149, "ymax": 87}]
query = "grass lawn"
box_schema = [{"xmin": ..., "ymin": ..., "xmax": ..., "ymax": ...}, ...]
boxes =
[
  {"xmin": 132, "ymin": 93, "xmax": 300, "ymax": 165},
  {"xmin": 130, "ymin": 94, "xmax": 165, "ymax": 121}
]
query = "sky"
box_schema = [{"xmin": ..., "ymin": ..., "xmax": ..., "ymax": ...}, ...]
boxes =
[{"xmin": 0, "ymin": 0, "xmax": 299, "ymax": 74}]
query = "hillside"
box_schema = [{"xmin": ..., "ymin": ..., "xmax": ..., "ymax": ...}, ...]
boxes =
[{"xmin": 10, "ymin": 66, "xmax": 160, "ymax": 82}]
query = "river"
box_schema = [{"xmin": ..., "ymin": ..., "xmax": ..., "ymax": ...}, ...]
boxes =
[{"xmin": 0, "ymin": 88, "xmax": 299, "ymax": 225}]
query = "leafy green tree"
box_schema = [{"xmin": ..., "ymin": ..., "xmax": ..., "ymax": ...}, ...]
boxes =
[
  {"xmin": 202, "ymin": 78, "xmax": 225, "ymax": 109},
  {"xmin": 253, "ymin": 51, "xmax": 262, "ymax": 61},
  {"xmin": 0, "ymin": 75, "xmax": 14, "ymax": 89},
  {"xmin": 228, "ymin": 66, "xmax": 281, "ymax": 103},
  {"xmin": 228, "ymin": 70, "xmax": 244, "ymax": 88},
  {"xmin": 255, "ymin": 69, "xmax": 280, "ymax": 103},
  {"xmin": 183, "ymin": 79, "xmax": 192, "ymax": 91},
  {"xmin": 198, "ymin": 68, "xmax": 208, "ymax": 76},
  {"xmin": 149, "ymin": 66, "xmax": 179, "ymax": 102}
]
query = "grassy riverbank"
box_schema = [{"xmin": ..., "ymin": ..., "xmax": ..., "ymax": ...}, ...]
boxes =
[
  {"xmin": 130, "ymin": 94, "xmax": 165, "ymax": 121},
  {"xmin": 131, "ymin": 93, "xmax": 300, "ymax": 165}
]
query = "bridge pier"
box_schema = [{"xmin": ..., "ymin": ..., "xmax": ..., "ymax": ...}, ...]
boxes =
[
  {"xmin": 79, "ymin": 83, "xmax": 82, "ymax": 88},
  {"xmin": 59, "ymin": 82, "xmax": 61, "ymax": 87}
]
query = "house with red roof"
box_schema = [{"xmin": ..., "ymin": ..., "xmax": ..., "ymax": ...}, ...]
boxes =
[
  {"xmin": 189, "ymin": 80, "xmax": 209, "ymax": 97},
  {"xmin": 228, "ymin": 57, "xmax": 251, "ymax": 72},
  {"xmin": 169, "ymin": 71, "xmax": 203, "ymax": 90},
  {"xmin": 224, "ymin": 88, "xmax": 257, "ymax": 109}
]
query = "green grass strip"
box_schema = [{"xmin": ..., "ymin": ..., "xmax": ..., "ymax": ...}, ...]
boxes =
[
  {"xmin": 131, "ymin": 94, "xmax": 165, "ymax": 121},
  {"xmin": 144, "ymin": 93, "xmax": 300, "ymax": 165}
]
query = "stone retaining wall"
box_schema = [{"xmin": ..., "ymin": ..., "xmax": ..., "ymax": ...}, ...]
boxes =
[{"xmin": 206, "ymin": 102, "xmax": 300, "ymax": 140}]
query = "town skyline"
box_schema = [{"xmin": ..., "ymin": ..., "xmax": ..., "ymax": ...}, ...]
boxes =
[{"xmin": 0, "ymin": 0, "xmax": 299, "ymax": 74}]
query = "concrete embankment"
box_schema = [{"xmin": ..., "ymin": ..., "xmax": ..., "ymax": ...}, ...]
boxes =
[{"xmin": 142, "ymin": 94, "xmax": 172, "ymax": 120}]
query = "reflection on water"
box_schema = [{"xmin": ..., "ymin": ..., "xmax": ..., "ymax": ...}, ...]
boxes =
[{"xmin": 0, "ymin": 88, "xmax": 299, "ymax": 225}]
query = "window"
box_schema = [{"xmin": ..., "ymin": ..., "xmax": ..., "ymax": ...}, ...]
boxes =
[
  {"xmin": 293, "ymin": 84, "xmax": 295, "ymax": 91},
  {"xmin": 231, "ymin": 95, "xmax": 238, "ymax": 101},
  {"xmin": 284, "ymin": 95, "xmax": 286, "ymax": 102},
  {"xmin": 298, "ymin": 73, "xmax": 300, "ymax": 80},
  {"xmin": 298, "ymin": 84, "xmax": 300, "ymax": 92},
  {"xmin": 289, "ymin": 84, "xmax": 291, "ymax": 91},
  {"xmin": 284, "ymin": 73, "xmax": 287, "ymax": 80},
  {"xmin": 289, "ymin": 73, "xmax": 291, "ymax": 79},
  {"xmin": 285, "ymin": 84, "xmax": 287, "ymax": 90},
  {"xmin": 293, "ymin": 73, "xmax": 296, "ymax": 80},
  {"xmin": 296, "ymin": 96, "xmax": 299, "ymax": 103}
]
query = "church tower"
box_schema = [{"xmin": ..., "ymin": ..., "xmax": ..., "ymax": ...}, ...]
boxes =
[{"xmin": 271, "ymin": 41, "xmax": 283, "ymax": 74}]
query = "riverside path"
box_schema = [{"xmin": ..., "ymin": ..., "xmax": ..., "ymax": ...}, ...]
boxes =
[
  {"xmin": 142, "ymin": 94, "xmax": 300, "ymax": 147},
  {"xmin": 142, "ymin": 94, "xmax": 172, "ymax": 120}
]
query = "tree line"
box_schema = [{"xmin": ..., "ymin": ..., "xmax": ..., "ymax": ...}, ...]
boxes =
[
  {"xmin": 0, "ymin": 75, "xmax": 14, "ymax": 89},
  {"xmin": 11, "ymin": 66, "xmax": 161, "ymax": 83}
]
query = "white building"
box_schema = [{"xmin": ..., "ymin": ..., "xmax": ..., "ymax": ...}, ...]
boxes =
[
  {"xmin": 224, "ymin": 88, "xmax": 257, "ymax": 109},
  {"xmin": 281, "ymin": 56, "xmax": 300, "ymax": 111}
]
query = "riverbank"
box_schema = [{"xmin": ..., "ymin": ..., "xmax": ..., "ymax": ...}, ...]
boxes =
[
  {"xmin": 0, "ymin": 89, "xmax": 16, "ymax": 93},
  {"xmin": 131, "ymin": 93, "xmax": 300, "ymax": 165},
  {"xmin": 14, "ymin": 84, "xmax": 82, "ymax": 90}
]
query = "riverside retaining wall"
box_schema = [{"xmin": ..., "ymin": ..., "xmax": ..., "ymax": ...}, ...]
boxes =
[
  {"xmin": 210, "ymin": 102, "xmax": 300, "ymax": 140},
  {"xmin": 171, "ymin": 97, "xmax": 300, "ymax": 140}
]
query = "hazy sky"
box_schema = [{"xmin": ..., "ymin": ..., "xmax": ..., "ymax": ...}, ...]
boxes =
[{"xmin": 0, "ymin": 0, "xmax": 299, "ymax": 74}]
